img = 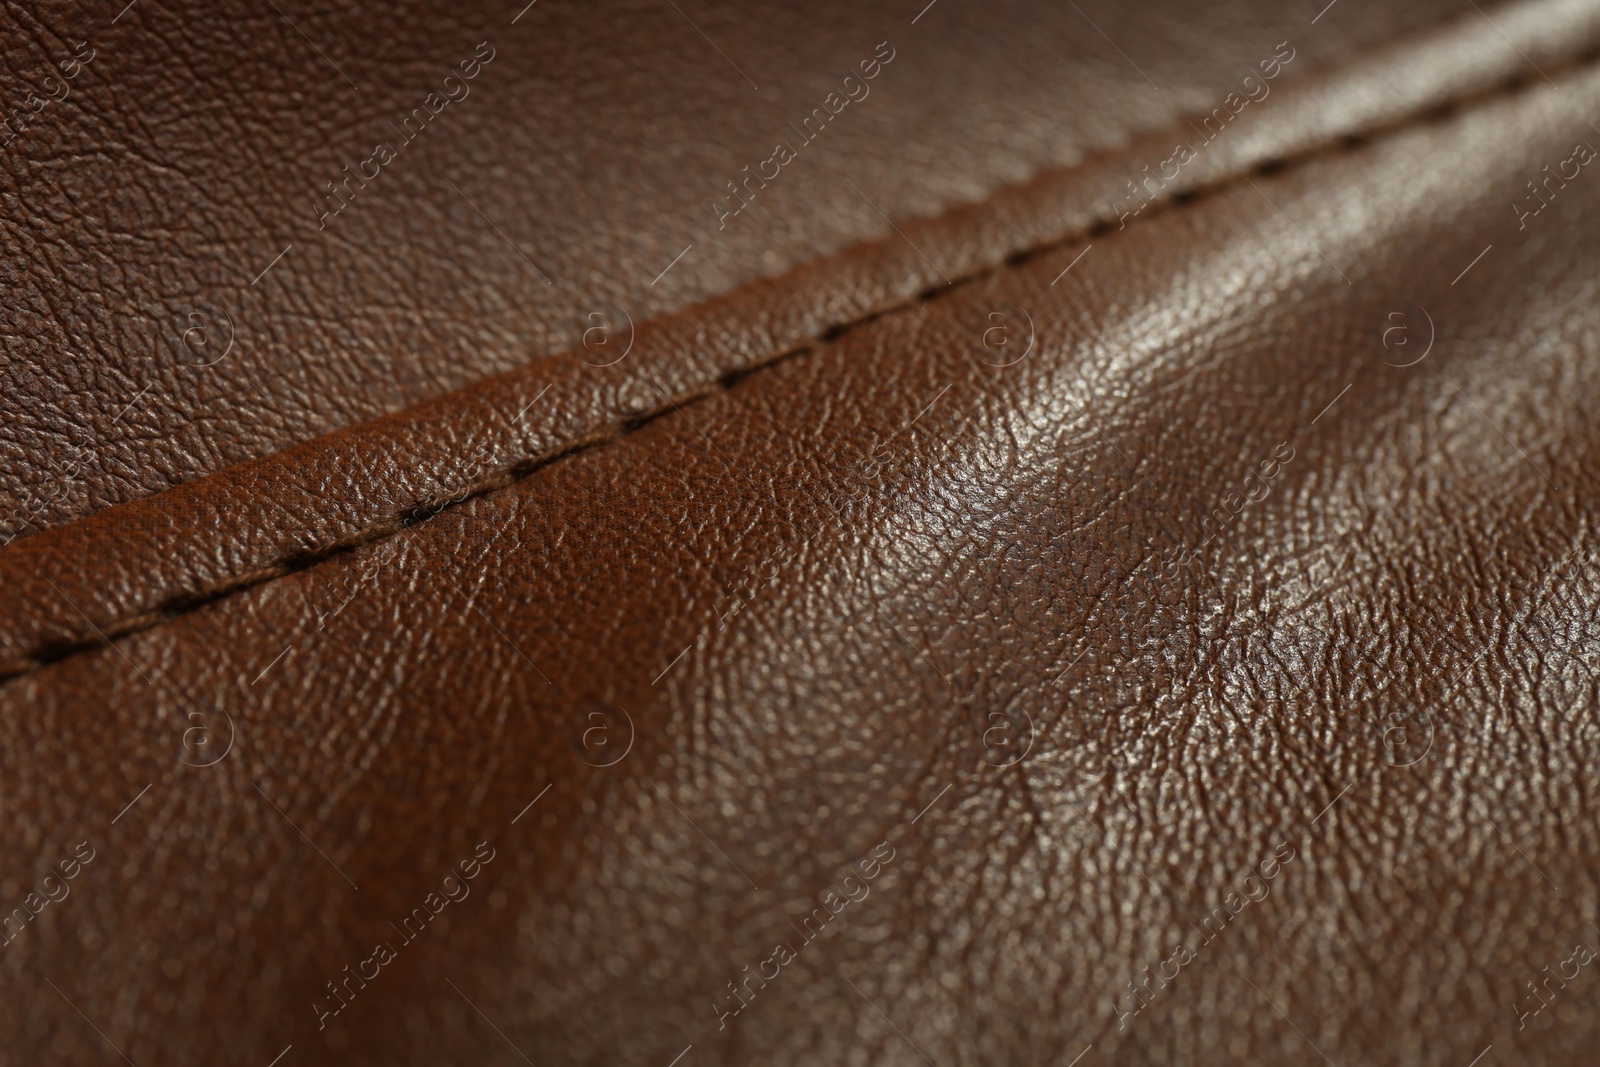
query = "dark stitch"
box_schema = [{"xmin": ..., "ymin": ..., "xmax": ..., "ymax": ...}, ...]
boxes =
[{"xmin": 3, "ymin": 51, "xmax": 1596, "ymax": 684}]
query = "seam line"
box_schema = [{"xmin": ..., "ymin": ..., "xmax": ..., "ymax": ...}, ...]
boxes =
[{"xmin": 3, "ymin": 50, "xmax": 1595, "ymax": 685}]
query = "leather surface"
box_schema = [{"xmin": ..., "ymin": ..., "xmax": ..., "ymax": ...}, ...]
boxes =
[
  {"xmin": 0, "ymin": 0, "xmax": 1468, "ymax": 540},
  {"xmin": 5, "ymin": 2, "xmax": 1600, "ymax": 1066},
  {"xmin": 6, "ymin": 0, "xmax": 1597, "ymax": 680}
]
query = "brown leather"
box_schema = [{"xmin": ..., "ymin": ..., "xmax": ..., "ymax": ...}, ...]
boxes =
[
  {"xmin": 5, "ymin": 1, "xmax": 1600, "ymax": 1065},
  {"xmin": 0, "ymin": 0, "xmax": 1577, "ymax": 675},
  {"xmin": 1, "ymin": 0, "xmax": 1469, "ymax": 541}
]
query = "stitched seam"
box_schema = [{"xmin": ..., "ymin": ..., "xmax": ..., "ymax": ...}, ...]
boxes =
[{"xmin": 5, "ymin": 50, "xmax": 1596, "ymax": 684}]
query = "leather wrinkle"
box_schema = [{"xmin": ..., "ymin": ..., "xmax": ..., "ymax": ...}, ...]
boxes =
[{"xmin": 5, "ymin": 44, "xmax": 1599, "ymax": 687}]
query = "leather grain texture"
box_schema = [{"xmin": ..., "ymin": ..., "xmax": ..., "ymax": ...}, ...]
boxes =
[
  {"xmin": 4, "ymin": 2, "xmax": 1600, "ymax": 1066},
  {"xmin": 6, "ymin": 0, "xmax": 1598, "ymax": 680},
  {"xmin": 0, "ymin": 0, "xmax": 1471, "ymax": 539}
]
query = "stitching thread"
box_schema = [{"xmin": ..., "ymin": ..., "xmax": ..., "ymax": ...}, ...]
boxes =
[{"xmin": 4, "ymin": 51, "xmax": 1594, "ymax": 685}]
